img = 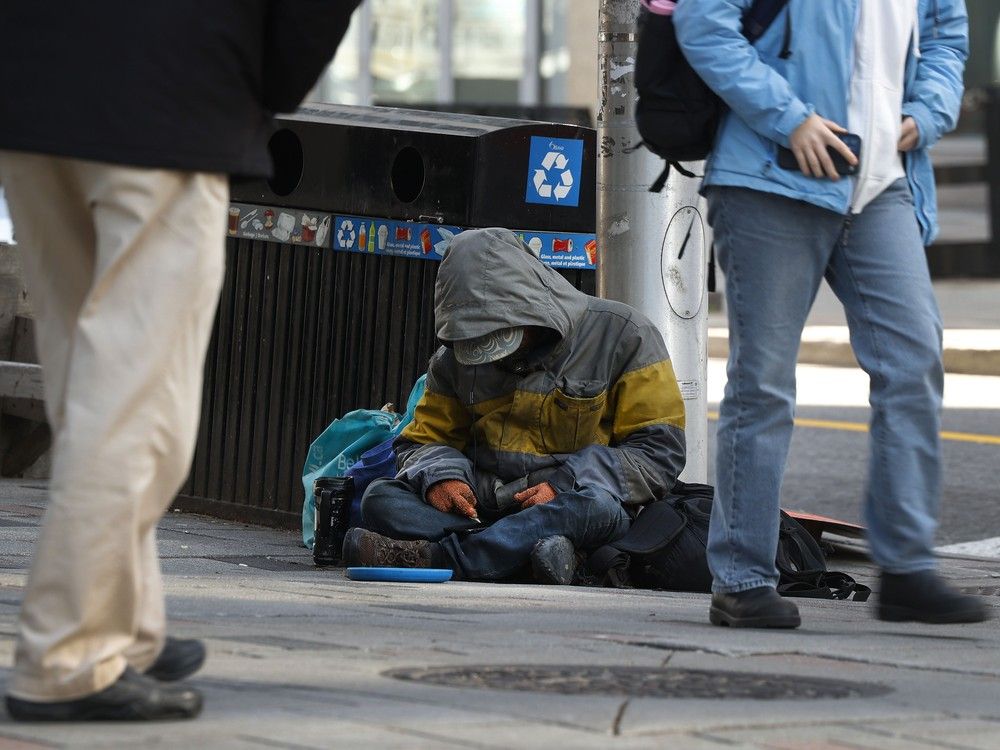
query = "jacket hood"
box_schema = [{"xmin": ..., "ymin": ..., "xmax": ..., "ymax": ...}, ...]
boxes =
[{"xmin": 434, "ymin": 228, "xmax": 590, "ymax": 344}]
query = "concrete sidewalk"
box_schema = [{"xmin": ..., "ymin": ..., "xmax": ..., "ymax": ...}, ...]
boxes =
[
  {"xmin": 709, "ymin": 279, "xmax": 1000, "ymax": 376},
  {"xmin": 1, "ymin": 481, "xmax": 998, "ymax": 749}
]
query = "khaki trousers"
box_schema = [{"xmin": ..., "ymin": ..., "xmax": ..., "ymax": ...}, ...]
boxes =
[{"xmin": 0, "ymin": 152, "xmax": 227, "ymax": 701}]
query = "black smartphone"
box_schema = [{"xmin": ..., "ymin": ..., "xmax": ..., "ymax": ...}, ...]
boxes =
[{"xmin": 777, "ymin": 132, "xmax": 862, "ymax": 176}]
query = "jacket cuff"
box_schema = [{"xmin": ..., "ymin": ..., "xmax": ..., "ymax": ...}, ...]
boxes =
[
  {"xmin": 902, "ymin": 101, "xmax": 936, "ymax": 149},
  {"xmin": 773, "ymin": 100, "xmax": 814, "ymax": 147}
]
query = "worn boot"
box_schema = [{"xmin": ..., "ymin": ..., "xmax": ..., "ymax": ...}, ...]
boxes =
[
  {"xmin": 342, "ymin": 528, "xmax": 441, "ymax": 569},
  {"xmin": 709, "ymin": 586, "xmax": 801, "ymax": 629},
  {"xmin": 6, "ymin": 667, "xmax": 202, "ymax": 722},
  {"xmin": 531, "ymin": 536, "xmax": 577, "ymax": 585},
  {"xmin": 145, "ymin": 637, "xmax": 206, "ymax": 682},
  {"xmin": 877, "ymin": 570, "xmax": 992, "ymax": 624}
]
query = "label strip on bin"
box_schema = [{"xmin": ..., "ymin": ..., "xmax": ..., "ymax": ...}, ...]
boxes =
[{"xmin": 226, "ymin": 203, "xmax": 597, "ymax": 270}]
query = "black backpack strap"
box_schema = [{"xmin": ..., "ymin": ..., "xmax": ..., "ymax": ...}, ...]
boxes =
[
  {"xmin": 626, "ymin": 144, "xmax": 681, "ymax": 193},
  {"xmin": 707, "ymin": 241, "xmax": 716, "ymax": 293},
  {"xmin": 779, "ymin": 7, "xmax": 793, "ymax": 59},
  {"xmin": 776, "ymin": 575, "xmax": 832, "ymax": 599},
  {"xmin": 820, "ymin": 571, "xmax": 872, "ymax": 602},
  {"xmin": 777, "ymin": 572, "xmax": 872, "ymax": 601},
  {"xmin": 649, "ymin": 164, "xmax": 670, "ymax": 193},
  {"xmin": 649, "ymin": 161, "xmax": 700, "ymax": 193},
  {"xmin": 777, "ymin": 512, "xmax": 827, "ymax": 574},
  {"xmin": 743, "ymin": 0, "xmax": 790, "ymax": 44}
]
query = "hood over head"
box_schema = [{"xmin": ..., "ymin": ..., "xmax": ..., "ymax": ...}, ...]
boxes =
[{"xmin": 434, "ymin": 228, "xmax": 590, "ymax": 347}]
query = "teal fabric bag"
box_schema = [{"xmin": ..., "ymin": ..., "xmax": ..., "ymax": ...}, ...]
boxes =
[{"xmin": 301, "ymin": 375, "xmax": 426, "ymax": 547}]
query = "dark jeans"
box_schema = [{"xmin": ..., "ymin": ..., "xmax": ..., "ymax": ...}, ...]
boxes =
[{"xmin": 361, "ymin": 479, "xmax": 631, "ymax": 581}]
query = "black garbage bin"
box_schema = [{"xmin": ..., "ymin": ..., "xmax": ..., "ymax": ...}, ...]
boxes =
[{"xmin": 177, "ymin": 104, "xmax": 599, "ymax": 527}]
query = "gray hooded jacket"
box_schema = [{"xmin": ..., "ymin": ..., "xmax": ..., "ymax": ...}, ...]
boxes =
[{"xmin": 395, "ymin": 228, "xmax": 687, "ymax": 511}]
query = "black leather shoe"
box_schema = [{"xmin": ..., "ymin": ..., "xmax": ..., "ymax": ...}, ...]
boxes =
[
  {"xmin": 531, "ymin": 536, "xmax": 577, "ymax": 585},
  {"xmin": 342, "ymin": 528, "xmax": 440, "ymax": 568},
  {"xmin": 710, "ymin": 586, "xmax": 801, "ymax": 628},
  {"xmin": 5, "ymin": 667, "xmax": 202, "ymax": 722},
  {"xmin": 145, "ymin": 637, "xmax": 206, "ymax": 682},
  {"xmin": 877, "ymin": 569, "xmax": 992, "ymax": 624}
]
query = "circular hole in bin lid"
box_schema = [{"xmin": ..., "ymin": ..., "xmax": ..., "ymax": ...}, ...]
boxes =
[
  {"xmin": 267, "ymin": 129, "xmax": 304, "ymax": 196},
  {"xmin": 391, "ymin": 146, "xmax": 425, "ymax": 204}
]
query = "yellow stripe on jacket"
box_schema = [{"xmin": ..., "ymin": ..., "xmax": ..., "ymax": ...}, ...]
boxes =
[
  {"xmin": 401, "ymin": 388, "xmax": 472, "ymax": 451},
  {"xmin": 611, "ymin": 360, "xmax": 686, "ymax": 439},
  {"xmin": 402, "ymin": 359, "xmax": 684, "ymax": 459}
]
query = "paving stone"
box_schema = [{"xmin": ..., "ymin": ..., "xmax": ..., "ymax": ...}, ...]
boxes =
[{"xmin": 2, "ymin": 480, "xmax": 999, "ymax": 748}]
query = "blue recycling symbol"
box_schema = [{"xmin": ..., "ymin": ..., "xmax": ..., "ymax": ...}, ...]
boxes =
[{"xmin": 525, "ymin": 136, "xmax": 583, "ymax": 207}]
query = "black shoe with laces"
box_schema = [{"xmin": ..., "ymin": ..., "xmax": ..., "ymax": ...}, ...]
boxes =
[
  {"xmin": 5, "ymin": 667, "xmax": 202, "ymax": 722},
  {"xmin": 530, "ymin": 536, "xmax": 577, "ymax": 585},
  {"xmin": 709, "ymin": 586, "xmax": 801, "ymax": 629},
  {"xmin": 145, "ymin": 637, "xmax": 206, "ymax": 682},
  {"xmin": 342, "ymin": 528, "xmax": 440, "ymax": 569},
  {"xmin": 877, "ymin": 569, "xmax": 992, "ymax": 624}
]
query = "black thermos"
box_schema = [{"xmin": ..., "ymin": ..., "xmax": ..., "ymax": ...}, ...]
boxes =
[{"xmin": 312, "ymin": 476, "xmax": 354, "ymax": 566}]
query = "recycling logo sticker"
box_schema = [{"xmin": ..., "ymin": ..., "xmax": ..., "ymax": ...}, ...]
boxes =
[
  {"xmin": 524, "ymin": 136, "xmax": 584, "ymax": 207},
  {"xmin": 336, "ymin": 219, "xmax": 357, "ymax": 249}
]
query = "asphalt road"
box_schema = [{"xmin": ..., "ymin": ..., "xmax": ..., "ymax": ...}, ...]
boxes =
[{"xmin": 705, "ymin": 359, "xmax": 1000, "ymax": 547}]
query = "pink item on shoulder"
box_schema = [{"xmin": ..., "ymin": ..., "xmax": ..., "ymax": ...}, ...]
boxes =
[{"xmin": 641, "ymin": 0, "xmax": 677, "ymax": 15}]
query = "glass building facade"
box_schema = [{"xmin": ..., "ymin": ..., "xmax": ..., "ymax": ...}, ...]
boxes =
[
  {"xmin": 310, "ymin": 0, "xmax": 572, "ymax": 109},
  {"xmin": 309, "ymin": 0, "xmax": 999, "ymax": 125}
]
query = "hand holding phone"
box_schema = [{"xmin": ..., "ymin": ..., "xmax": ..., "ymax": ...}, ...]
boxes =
[{"xmin": 780, "ymin": 115, "xmax": 861, "ymax": 179}]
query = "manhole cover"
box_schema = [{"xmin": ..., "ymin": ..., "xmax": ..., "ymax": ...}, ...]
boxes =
[{"xmin": 386, "ymin": 665, "xmax": 889, "ymax": 700}]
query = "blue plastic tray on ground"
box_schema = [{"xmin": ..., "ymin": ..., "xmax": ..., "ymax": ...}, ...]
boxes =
[{"xmin": 346, "ymin": 567, "xmax": 453, "ymax": 583}]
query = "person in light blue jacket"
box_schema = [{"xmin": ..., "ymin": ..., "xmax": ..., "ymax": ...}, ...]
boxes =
[{"xmin": 674, "ymin": 0, "xmax": 989, "ymax": 628}]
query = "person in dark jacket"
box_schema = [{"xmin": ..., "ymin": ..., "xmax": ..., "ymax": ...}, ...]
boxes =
[
  {"xmin": 0, "ymin": 1, "xmax": 359, "ymax": 722},
  {"xmin": 344, "ymin": 228, "xmax": 687, "ymax": 583}
]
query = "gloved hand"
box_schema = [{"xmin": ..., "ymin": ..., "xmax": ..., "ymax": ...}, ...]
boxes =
[
  {"xmin": 514, "ymin": 482, "xmax": 558, "ymax": 509},
  {"xmin": 426, "ymin": 479, "xmax": 479, "ymax": 520}
]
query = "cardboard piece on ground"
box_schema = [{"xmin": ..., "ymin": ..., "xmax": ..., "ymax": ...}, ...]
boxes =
[{"xmin": 786, "ymin": 510, "xmax": 865, "ymax": 542}]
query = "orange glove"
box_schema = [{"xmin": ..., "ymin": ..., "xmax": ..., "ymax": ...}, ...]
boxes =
[
  {"xmin": 426, "ymin": 479, "xmax": 479, "ymax": 520},
  {"xmin": 514, "ymin": 482, "xmax": 558, "ymax": 509}
]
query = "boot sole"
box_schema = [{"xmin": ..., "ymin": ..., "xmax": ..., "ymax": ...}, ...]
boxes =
[
  {"xmin": 709, "ymin": 606, "xmax": 801, "ymax": 629},
  {"xmin": 6, "ymin": 695, "xmax": 202, "ymax": 722},
  {"xmin": 876, "ymin": 603, "xmax": 992, "ymax": 624}
]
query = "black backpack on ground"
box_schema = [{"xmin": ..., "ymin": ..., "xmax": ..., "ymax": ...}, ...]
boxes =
[
  {"xmin": 633, "ymin": 0, "xmax": 791, "ymax": 191},
  {"xmin": 583, "ymin": 482, "xmax": 870, "ymax": 601}
]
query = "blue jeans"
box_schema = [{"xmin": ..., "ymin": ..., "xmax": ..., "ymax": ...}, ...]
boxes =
[
  {"xmin": 361, "ymin": 479, "xmax": 631, "ymax": 580},
  {"xmin": 707, "ymin": 180, "xmax": 943, "ymax": 593}
]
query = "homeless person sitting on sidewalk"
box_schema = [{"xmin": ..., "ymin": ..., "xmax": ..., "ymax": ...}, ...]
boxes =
[{"xmin": 344, "ymin": 227, "xmax": 687, "ymax": 583}]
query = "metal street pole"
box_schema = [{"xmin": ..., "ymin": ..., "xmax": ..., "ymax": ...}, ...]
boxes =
[{"xmin": 596, "ymin": 0, "xmax": 711, "ymax": 483}]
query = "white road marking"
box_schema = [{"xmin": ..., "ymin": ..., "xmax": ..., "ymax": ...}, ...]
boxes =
[
  {"xmin": 936, "ymin": 537, "xmax": 1000, "ymax": 559},
  {"xmin": 707, "ymin": 358, "xmax": 1000, "ymax": 410}
]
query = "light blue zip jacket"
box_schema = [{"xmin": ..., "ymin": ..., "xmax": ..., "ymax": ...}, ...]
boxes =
[{"xmin": 673, "ymin": 0, "xmax": 969, "ymax": 245}]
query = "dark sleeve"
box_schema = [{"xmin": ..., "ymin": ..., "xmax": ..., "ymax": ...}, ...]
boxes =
[
  {"xmin": 262, "ymin": 0, "xmax": 362, "ymax": 113},
  {"xmin": 393, "ymin": 350, "xmax": 477, "ymax": 499}
]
